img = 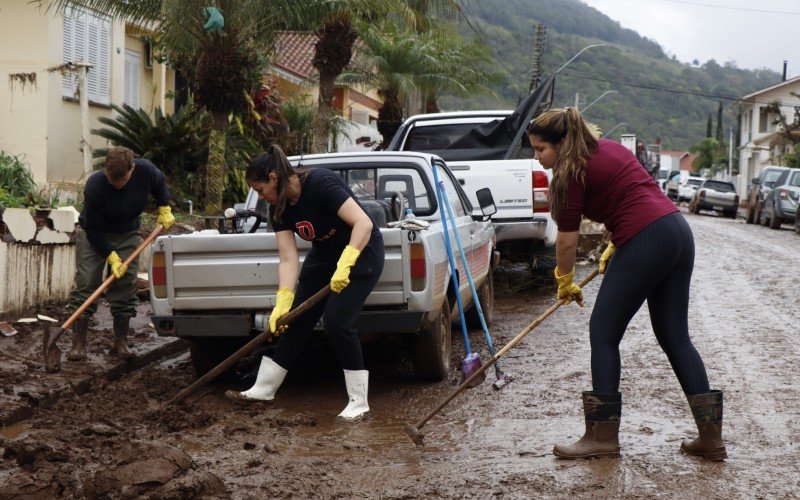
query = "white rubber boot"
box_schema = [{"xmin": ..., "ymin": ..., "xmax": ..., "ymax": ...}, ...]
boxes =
[
  {"xmin": 225, "ymin": 356, "xmax": 287, "ymax": 404},
  {"xmin": 337, "ymin": 369, "xmax": 370, "ymax": 421}
]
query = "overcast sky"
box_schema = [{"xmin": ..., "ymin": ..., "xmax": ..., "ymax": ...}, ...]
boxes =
[{"xmin": 580, "ymin": 0, "xmax": 797, "ymax": 78}]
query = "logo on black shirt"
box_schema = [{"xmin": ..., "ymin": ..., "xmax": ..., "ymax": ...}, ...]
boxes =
[{"xmin": 295, "ymin": 221, "xmax": 315, "ymax": 240}]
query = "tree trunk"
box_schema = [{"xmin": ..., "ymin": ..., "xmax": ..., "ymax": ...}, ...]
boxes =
[
  {"xmin": 312, "ymin": 70, "xmax": 336, "ymax": 153},
  {"xmin": 424, "ymin": 93, "xmax": 440, "ymax": 114},
  {"xmin": 204, "ymin": 122, "xmax": 226, "ymax": 215},
  {"xmin": 311, "ymin": 15, "xmax": 357, "ymax": 154},
  {"xmin": 377, "ymin": 90, "xmax": 404, "ymax": 150}
]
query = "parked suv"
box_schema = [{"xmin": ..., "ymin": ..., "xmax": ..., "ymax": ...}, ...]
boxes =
[
  {"xmin": 760, "ymin": 167, "xmax": 800, "ymax": 229},
  {"xmin": 745, "ymin": 165, "xmax": 790, "ymax": 224}
]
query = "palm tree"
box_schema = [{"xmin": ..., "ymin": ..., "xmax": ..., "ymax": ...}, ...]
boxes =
[
  {"xmin": 37, "ymin": 0, "xmax": 319, "ymax": 214},
  {"xmin": 298, "ymin": 0, "xmax": 460, "ymax": 153},
  {"xmin": 342, "ymin": 21, "xmax": 494, "ymax": 147}
]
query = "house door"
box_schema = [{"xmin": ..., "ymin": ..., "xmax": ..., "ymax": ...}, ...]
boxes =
[{"xmin": 124, "ymin": 50, "xmax": 141, "ymax": 109}]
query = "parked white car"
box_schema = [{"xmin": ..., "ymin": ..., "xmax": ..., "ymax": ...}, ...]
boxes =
[{"xmin": 668, "ymin": 175, "xmax": 705, "ymax": 202}]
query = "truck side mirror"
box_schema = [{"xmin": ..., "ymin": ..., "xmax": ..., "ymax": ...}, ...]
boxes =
[
  {"xmin": 751, "ymin": 177, "xmax": 760, "ymax": 185},
  {"xmin": 476, "ymin": 188, "xmax": 497, "ymax": 218}
]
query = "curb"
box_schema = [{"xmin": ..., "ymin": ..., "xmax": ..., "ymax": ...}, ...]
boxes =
[{"xmin": 1, "ymin": 339, "xmax": 188, "ymax": 428}]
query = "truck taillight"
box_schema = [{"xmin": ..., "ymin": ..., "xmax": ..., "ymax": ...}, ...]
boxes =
[
  {"xmin": 734, "ymin": 194, "xmax": 740, "ymax": 205},
  {"xmin": 532, "ymin": 171, "xmax": 550, "ymax": 213},
  {"xmin": 778, "ymin": 189, "xmax": 789, "ymax": 199},
  {"xmin": 152, "ymin": 251, "xmax": 167, "ymax": 298},
  {"xmin": 699, "ymin": 189, "xmax": 706, "ymax": 198},
  {"xmin": 409, "ymin": 243, "xmax": 426, "ymax": 291}
]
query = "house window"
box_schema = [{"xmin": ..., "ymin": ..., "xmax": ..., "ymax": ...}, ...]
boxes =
[
  {"xmin": 124, "ymin": 50, "xmax": 141, "ymax": 109},
  {"xmin": 62, "ymin": 6, "xmax": 111, "ymax": 105},
  {"xmin": 758, "ymin": 107, "xmax": 769, "ymax": 133}
]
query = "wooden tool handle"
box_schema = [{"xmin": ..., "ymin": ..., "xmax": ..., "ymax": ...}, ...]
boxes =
[
  {"xmin": 414, "ymin": 269, "xmax": 600, "ymax": 429},
  {"xmin": 163, "ymin": 285, "xmax": 331, "ymax": 408},
  {"xmin": 61, "ymin": 225, "xmax": 164, "ymax": 330}
]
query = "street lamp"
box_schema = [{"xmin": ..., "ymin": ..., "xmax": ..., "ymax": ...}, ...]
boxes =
[
  {"xmin": 581, "ymin": 90, "xmax": 619, "ymax": 114},
  {"xmin": 602, "ymin": 122, "xmax": 628, "ymax": 138},
  {"xmin": 556, "ymin": 44, "xmax": 607, "ymax": 74}
]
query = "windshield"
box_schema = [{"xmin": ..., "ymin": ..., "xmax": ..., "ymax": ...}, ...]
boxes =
[
  {"xmin": 763, "ymin": 169, "xmax": 783, "ymax": 184},
  {"xmin": 687, "ymin": 178, "xmax": 704, "ymax": 187},
  {"xmin": 789, "ymin": 171, "xmax": 800, "ymax": 187},
  {"xmin": 703, "ymin": 181, "xmax": 735, "ymax": 193}
]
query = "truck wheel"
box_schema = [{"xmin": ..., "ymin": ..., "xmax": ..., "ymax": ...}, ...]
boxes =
[
  {"xmin": 769, "ymin": 203, "xmax": 782, "ymax": 229},
  {"xmin": 188, "ymin": 337, "xmax": 248, "ymax": 380},
  {"xmin": 412, "ymin": 299, "xmax": 452, "ymax": 381},
  {"xmin": 795, "ymin": 212, "xmax": 800, "ymax": 234},
  {"xmin": 725, "ymin": 210, "xmax": 737, "ymax": 219},
  {"xmin": 467, "ymin": 268, "xmax": 494, "ymax": 329}
]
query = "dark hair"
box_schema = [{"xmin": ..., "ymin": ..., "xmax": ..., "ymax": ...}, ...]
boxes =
[
  {"xmin": 527, "ymin": 107, "xmax": 598, "ymax": 219},
  {"xmin": 246, "ymin": 145, "xmax": 306, "ymax": 223},
  {"xmin": 105, "ymin": 146, "xmax": 135, "ymax": 183}
]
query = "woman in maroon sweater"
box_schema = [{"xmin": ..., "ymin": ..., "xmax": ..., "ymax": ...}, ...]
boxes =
[{"xmin": 526, "ymin": 107, "xmax": 726, "ymax": 461}]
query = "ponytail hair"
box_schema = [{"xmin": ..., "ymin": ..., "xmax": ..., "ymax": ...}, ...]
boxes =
[
  {"xmin": 527, "ymin": 107, "xmax": 598, "ymax": 219},
  {"xmin": 246, "ymin": 145, "xmax": 306, "ymax": 223}
]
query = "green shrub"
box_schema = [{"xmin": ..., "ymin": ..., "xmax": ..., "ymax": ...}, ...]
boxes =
[{"xmin": 0, "ymin": 151, "xmax": 36, "ymax": 198}]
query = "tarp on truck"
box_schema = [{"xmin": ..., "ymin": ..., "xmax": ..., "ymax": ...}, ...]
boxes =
[{"xmin": 398, "ymin": 75, "xmax": 555, "ymax": 162}]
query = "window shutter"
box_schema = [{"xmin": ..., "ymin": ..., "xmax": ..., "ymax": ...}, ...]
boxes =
[
  {"xmin": 124, "ymin": 50, "xmax": 141, "ymax": 109},
  {"xmin": 87, "ymin": 15, "xmax": 99, "ymax": 101},
  {"xmin": 97, "ymin": 17, "xmax": 111, "ymax": 105}
]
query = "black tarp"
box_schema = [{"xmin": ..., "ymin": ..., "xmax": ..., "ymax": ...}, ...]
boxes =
[{"xmin": 397, "ymin": 74, "xmax": 555, "ymax": 162}]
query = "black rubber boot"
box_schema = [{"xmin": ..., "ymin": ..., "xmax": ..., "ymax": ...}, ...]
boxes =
[
  {"xmin": 553, "ymin": 391, "xmax": 621, "ymax": 459},
  {"xmin": 681, "ymin": 390, "xmax": 727, "ymax": 461},
  {"xmin": 111, "ymin": 315, "xmax": 134, "ymax": 360},
  {"xmin": 67, "ymin": 316, "xmax": 89, "ymax": 361}
]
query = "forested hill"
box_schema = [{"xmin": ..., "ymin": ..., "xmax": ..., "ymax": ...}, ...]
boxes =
[{"xmin": 442, "ymin": 0, "xmax": 781, "ymax": 150}]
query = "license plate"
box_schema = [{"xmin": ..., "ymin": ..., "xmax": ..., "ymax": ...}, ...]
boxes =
[{"xmin": 713, "ymin": 205, "xmax": 723, "ymax": 210}]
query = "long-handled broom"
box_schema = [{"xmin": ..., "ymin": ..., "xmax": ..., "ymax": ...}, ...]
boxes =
[
  {"xmin": 437, "ymin": 180, "xmax": 511, "ymax": 389},
  {"xmin": 432, "ymin": 166, "xmax": 484, "ymax": 386}
]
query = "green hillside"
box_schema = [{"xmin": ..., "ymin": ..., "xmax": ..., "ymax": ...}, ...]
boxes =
[{"xmin": 441, "ymin": 0, "xmax": 781, "ymax": 150}]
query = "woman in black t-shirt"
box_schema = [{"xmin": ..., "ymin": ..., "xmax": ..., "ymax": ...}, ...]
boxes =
[{"xmin": 226, "ymin": 146, "xmax": 384, "ymax": 422}]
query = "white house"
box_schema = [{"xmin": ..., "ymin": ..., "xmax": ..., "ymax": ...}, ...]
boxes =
[
  {"xmin": 734, "ymin": 75, "xmax": 800, "ymax": 196},
  {"xmin": 0, "ymin": 0, "xmax": 175, "ymax": 195}
]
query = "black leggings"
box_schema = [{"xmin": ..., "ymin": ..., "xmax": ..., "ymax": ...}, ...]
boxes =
[
  {"xmin": 271, "ymin": 235, "xmax": 384, "ymax": 371},
  {"xmin": 590, "ymin": 212, "xmax": 710, "ymax": 396}
]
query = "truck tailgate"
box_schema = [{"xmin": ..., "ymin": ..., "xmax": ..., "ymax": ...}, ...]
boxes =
[
  {"xmin": 447, "ymin": 159, "xmax": 533, "ymax": 219},
  {"xmin": 156, "ymin": 230, "xmax": 405, "ymax": 311}
]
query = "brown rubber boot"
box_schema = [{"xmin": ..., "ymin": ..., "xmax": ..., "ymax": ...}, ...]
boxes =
[
  {"xmin": 67, "ymin": 316, "xmax": 89, "ymax": 361},
  {"xmin": 111, "ymin": 315, "xmax": 134, "ymax": 360},
  {"xmin": 553, "ymin": 391, "xmax": 621, "ymax": 459},
  {"xmin": 681, "ymin": 390, "xmax": 727, "ymax": 461}
]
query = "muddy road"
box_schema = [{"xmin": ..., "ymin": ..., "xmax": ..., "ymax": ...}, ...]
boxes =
[{"xmin": 2, "ymin": 210, "xmax": 798, "ymax": 498}]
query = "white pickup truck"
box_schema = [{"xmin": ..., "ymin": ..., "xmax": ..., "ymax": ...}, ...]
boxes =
[
  {"xmin": 386, "ymin": 110, "xmax": 557, "ymax": 270},
  {"xmin": 148, "ymin": 152, "xmax": 498, "ymax": 381}
]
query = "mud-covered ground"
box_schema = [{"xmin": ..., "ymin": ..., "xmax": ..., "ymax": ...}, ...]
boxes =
[{"xmin": 1, "ymin": 209, "xmax": 799, "ymax": 499}]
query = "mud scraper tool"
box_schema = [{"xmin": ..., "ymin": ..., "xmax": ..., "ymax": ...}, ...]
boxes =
[
  {"xmin": 404, "ymin": 269, "xmax": 599, "ymax": 446},
  {"xmin": 163, "ymin": 285, "xmax": 331, "ymax": 408},
  {"xmin": 43, "ymin": 225, "xmax": 164, "ymax": 373}
]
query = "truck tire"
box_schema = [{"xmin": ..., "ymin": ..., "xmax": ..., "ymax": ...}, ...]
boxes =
[
  {"xmin": 769, "ymin": 202, "xmax": 782, "ymax": 229},
  {"xmin": 188, "ymin": 337, "xmax": 248, "ymax": 380},
  {"xmin": 412, "ymin": 299, "xmax": 452, "ymax": 381},
  {"xmin": 467, "ymin": 268, "xmax": 495, "ymax": 329}
]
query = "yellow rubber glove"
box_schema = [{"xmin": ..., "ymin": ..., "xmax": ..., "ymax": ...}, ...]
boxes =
[
  {"xmin": 269, "ymin": 287, "xmax": 295, "ymax": 335},
  {"xmin": 330, "ymin": 245, "xmax": 361, "ymax": 293},
  {"xmin": 106, "ymin": 251, "xmax": 127, "ymax": 279},
  {"xmin": 599, "ymin": 242, "xmax": 616, "ymax": 274},
  {"xmin": 554, "ymin": 267, "xmax": 584, "ymax": 307},
  {"xmin": 157, "ymin": 205, "xmax": 175, "ymax": 230}
]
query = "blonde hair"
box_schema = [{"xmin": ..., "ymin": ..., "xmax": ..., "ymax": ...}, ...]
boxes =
[{"xmin": 527, "ymin": 107, "xmax": 598, "ymax": 219}]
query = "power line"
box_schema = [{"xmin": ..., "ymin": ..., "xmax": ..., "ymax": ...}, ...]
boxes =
[
  {"xmin": 458, "ymin": 1, "xmax": 519, "ymax": 75},
  {"xmin": 560, "ymin": 69, "xmax": 800, "ymax": 106},
  {"xmin": 662, "ymin": 0, "xmax": 800, "ymax": 15}
]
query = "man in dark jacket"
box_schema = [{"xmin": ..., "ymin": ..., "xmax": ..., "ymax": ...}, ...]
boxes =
[{"xmin": 67, "ymin": 146, "xmax": 174, "ymax": 361}]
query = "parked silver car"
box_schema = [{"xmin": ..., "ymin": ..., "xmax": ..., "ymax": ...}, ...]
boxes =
[
  {"xmin": 688, "ymin": 179, "xmax": 739, "ymax": 218},
  {"xmin": 760, "ymin": 168, "xmax": 800, "ymax": 229}
]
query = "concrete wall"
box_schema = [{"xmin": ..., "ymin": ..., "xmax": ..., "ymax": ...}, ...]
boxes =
[{"xmin": 0, "ymin": 241, "xmax": 75, "ymax": 314}]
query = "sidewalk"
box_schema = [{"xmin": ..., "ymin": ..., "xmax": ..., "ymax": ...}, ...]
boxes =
[{"xmin": 0, "ymin": 300, "xmax": 186, "ymax": 428}]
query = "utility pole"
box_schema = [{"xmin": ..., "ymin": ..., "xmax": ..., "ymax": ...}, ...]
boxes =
[
  {"xmin": 574, "ymin": 93, "xmax": 580, "ymax": 109},
  {"xmin": 728, "ymin": 126, "xmax": 734, "ymax": 178},
  {"xmin": 528, "ymin": 24, "xmax": 547, "ymax": 92}
]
